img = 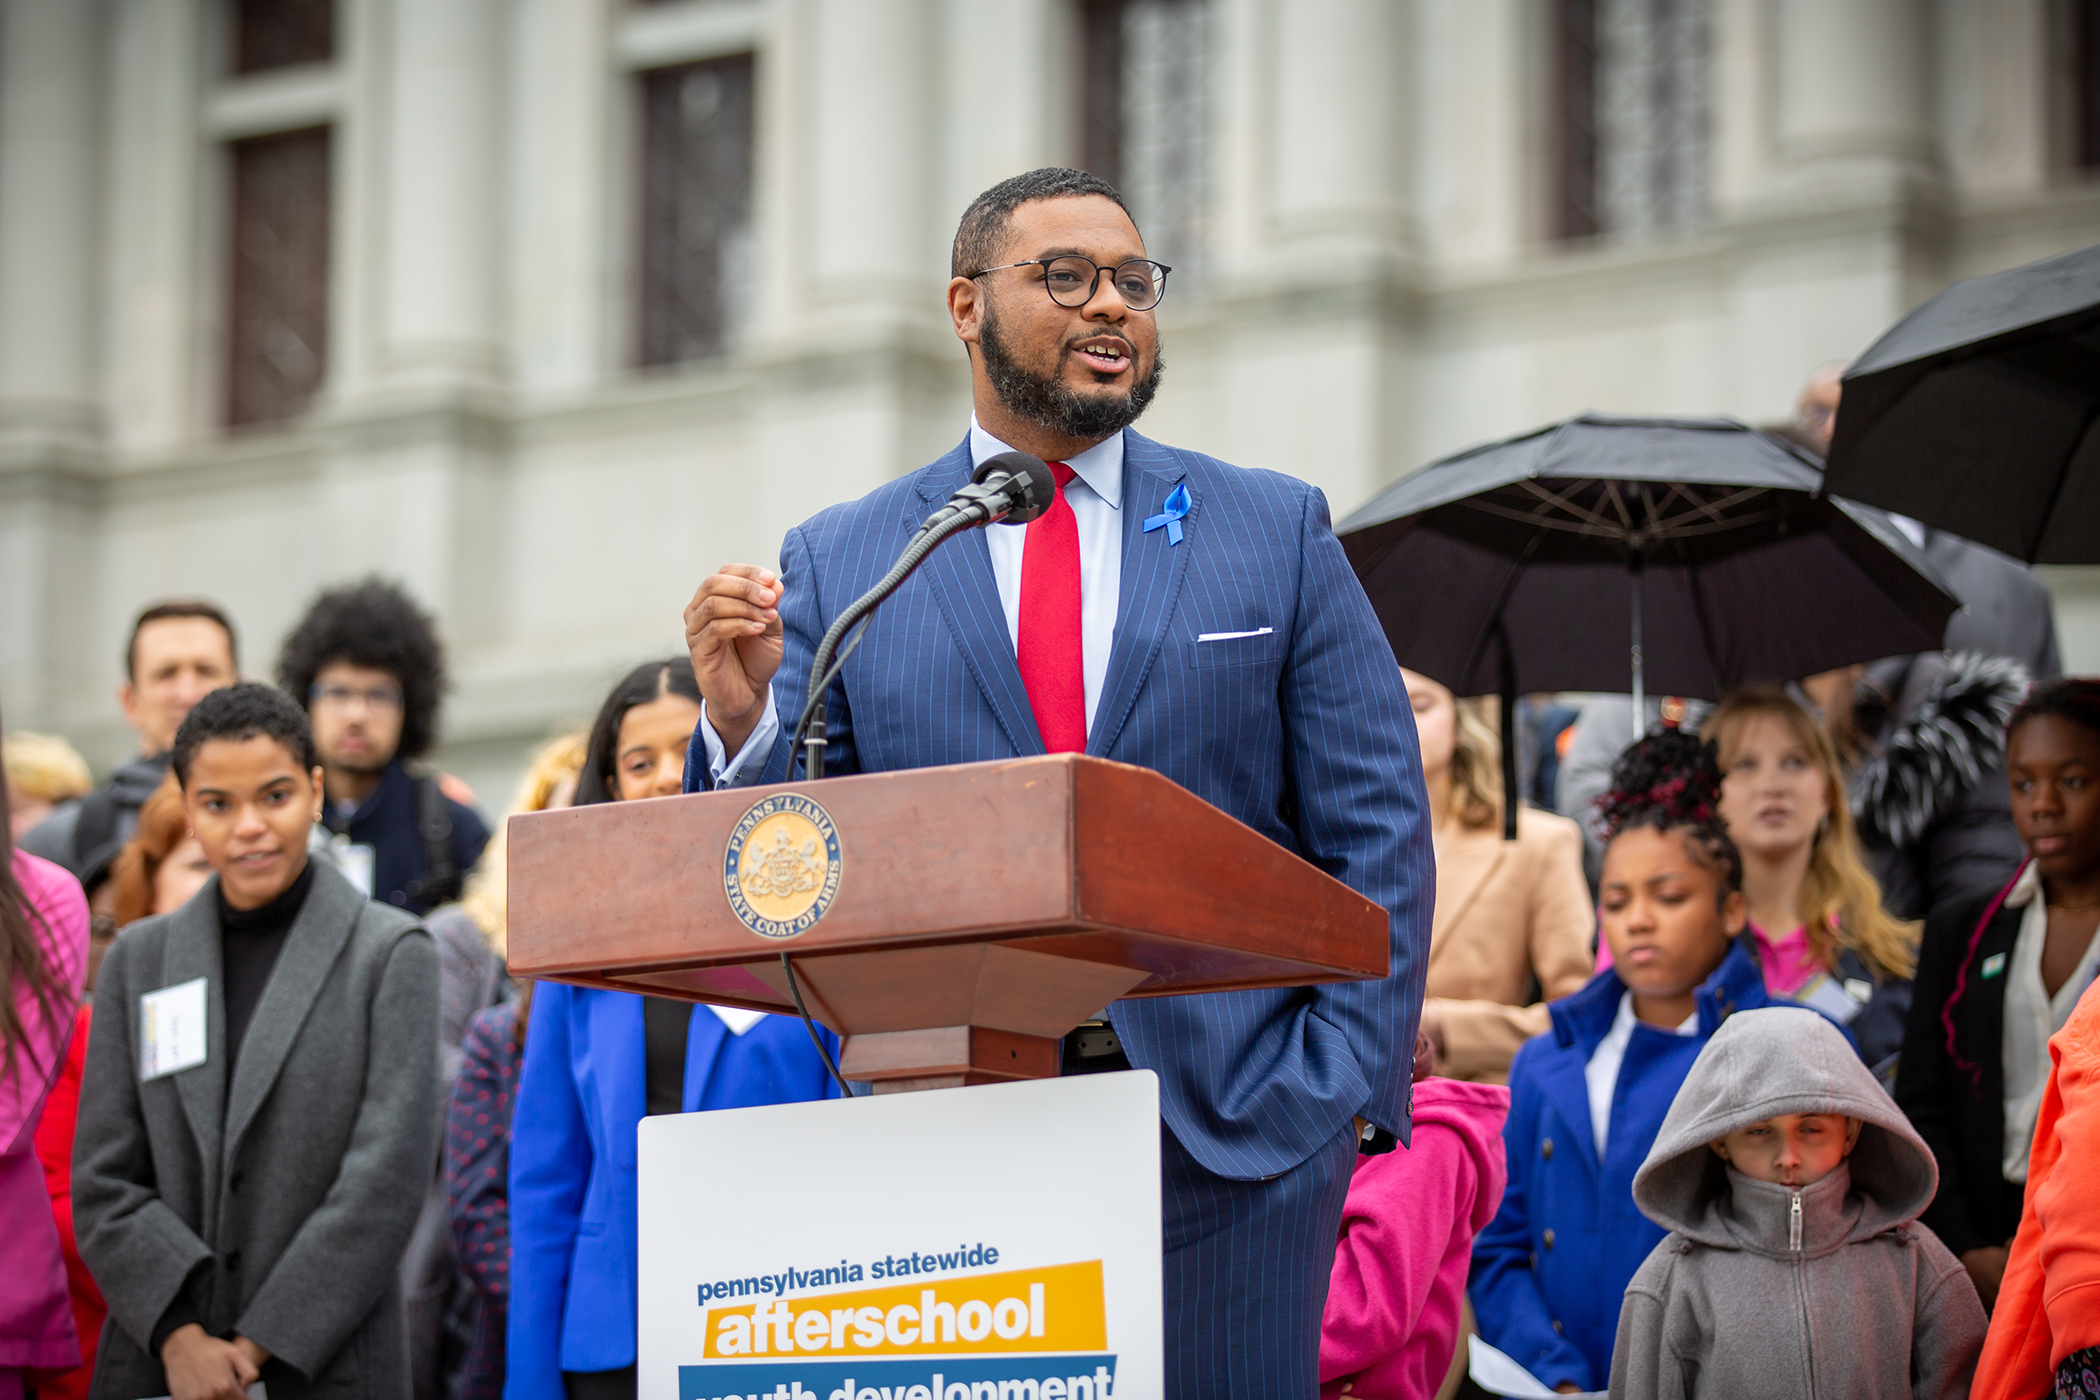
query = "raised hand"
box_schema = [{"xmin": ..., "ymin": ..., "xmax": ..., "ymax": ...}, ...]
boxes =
[{"xmin": 684, "ymin": 564, "xmax": 785, "ymax": 754}]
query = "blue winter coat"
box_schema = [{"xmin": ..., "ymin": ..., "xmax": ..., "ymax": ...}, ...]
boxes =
[
  {"xmin": 505, "ymin": 986, "xmax": 838, "ymax": 1400},
  {"xmin": 1469, "ymin": 944, "xmax": 1771, "ymax": 1391}
]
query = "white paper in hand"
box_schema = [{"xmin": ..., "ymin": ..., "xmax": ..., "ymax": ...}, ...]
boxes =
[
  {"xmin": 139, "ymin": 977, "xmax": 209, "ymax": 1081},
  {"xmin": 1468, "ymin": 1335, "xmax": 1606, "ymax": 1399}
]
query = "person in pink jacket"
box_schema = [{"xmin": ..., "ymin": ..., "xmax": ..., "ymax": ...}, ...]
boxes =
[
  {"xmin": 2, "ymin": 727, "xmax": 92, "ymax": 1400},
  {"xmin": 1321, "ymin": 1036, "xmax": 1512, "ymax": 1399}
]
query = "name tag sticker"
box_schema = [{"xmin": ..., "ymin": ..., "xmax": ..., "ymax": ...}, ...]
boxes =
[
  {"xmin": 1981, "ymin": 952, "xmax": 2008, "ymax": 980},
  {"xmin": 331, "ymin": 835, "xmax": 377, "ymax": 898},
  {"xmin": 140, "ymin": 977, "xmax": 209, "ymax": 1081}
]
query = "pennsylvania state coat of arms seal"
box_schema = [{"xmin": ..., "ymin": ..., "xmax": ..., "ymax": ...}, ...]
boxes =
[{"xmin": 723, "ymin": 792, "xmax": 842, "ymax": 939}]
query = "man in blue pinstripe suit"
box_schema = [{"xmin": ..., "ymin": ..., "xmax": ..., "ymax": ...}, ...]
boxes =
[{"xmin": 683, "ymin": 168, "xmax": 1432, "ymax": 1396}]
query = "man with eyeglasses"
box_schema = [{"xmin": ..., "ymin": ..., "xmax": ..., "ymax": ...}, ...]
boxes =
[
  {"xmin": 680, "ymin": 168, "xmax": 1431, "ymax": 1397},
  {"xmin": 276, "ymin": 577, "xmax": 489, "ymax": 916}
]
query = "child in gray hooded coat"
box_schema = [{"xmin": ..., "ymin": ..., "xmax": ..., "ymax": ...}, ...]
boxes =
[{"xmin": 1609, "ymin": 1006, "xmax": 1986, "ymax": 1400}]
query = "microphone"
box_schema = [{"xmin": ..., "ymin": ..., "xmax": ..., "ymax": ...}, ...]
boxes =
[
  {"xmin": 920, "ymin": 451, "xmax": 1058, "ymax": 531},
  {"xmin": 793, "ymin": 451, "xmax": 1061, "ymax": 779}
]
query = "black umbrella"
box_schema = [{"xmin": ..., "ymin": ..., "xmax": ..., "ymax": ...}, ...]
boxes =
[
  {"xmin": 1337, "ymin": 415, "xmax": 1959, "ymax": 835},
  {"xmin": 1822, "ymin": 240, "xmax": 2100, "ymax": 563}
]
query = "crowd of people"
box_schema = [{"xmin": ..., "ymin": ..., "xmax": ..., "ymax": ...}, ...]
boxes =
[{"xmin": 3, "ymin": 164, "xmax": 2099, "ymax": 1400}]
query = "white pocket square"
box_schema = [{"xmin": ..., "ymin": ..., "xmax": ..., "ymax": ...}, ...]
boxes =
[{"xmin": 1196, "ymin": 627, "xmax": 1274, "ymax": 643}]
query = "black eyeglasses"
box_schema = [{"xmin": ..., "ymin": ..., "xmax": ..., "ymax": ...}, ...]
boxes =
[{"xmin": 970, "ymin": 256, "xmax": 1172, "ymax": 312}]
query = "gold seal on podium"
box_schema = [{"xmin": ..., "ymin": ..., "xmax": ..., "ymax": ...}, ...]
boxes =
[{"xmin": 723, "ymin": 792, "xmax": 842, "ymax": 939}]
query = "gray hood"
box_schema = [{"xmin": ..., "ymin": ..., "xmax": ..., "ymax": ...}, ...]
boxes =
[{"xmin": 1632, "ymin": 1007, "xmax": 1937, "ymax": 1251}]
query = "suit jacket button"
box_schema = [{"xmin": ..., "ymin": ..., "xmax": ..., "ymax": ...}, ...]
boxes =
[
  {"xmin": 1543, "ymin": 1228, "xmax": 1556, "ymax": 1248},
  {"xmin": 1541, "ymin": 1137, "xmax": 1554, "ymax": 1160},
  {"xmin": 1552, "ymin": 1319, "xmax": 1564, "ymax": 1335},
  {"xmin": 1529, "ymin": 1251, "xmax": 1538, "ymax": 1269}
]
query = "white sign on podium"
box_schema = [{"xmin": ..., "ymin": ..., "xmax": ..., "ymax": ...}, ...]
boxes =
[{"xmin": 638, "ymin": 1070, "xmax": 1165, "ymax": 1400}]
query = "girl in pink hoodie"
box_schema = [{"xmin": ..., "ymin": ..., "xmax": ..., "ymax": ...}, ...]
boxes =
[{"xmin": 1321, "ymin": 1037, "xmax": 1511, "ymax": 1399}]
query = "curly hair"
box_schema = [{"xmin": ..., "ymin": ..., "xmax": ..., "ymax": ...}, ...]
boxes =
[
  {"xmin": 172, "ymin": 682, "xmax": 319, "ymax": 787},
  {"xmin": 2007, "ymin": 676, "xmax": 2100, "ymax": 748},
  {"xmin": 1595, "ymin": 727, "xmax": 1743, "ymax": 900},
  {"xmin": 277, "ymin": 577, "xmax": 447, "ymax": 761},
  {"xmin": 952, "ymin": 167, "xmax": 1137, "ymax": 278}
]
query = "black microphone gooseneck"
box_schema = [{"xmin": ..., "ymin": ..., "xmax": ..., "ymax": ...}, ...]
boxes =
[{"xmin": 790, "ymin": 451, "xmax": 1056, "ymax": 779}]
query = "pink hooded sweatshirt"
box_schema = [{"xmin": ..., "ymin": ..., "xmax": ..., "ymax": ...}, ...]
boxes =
[{"xmin": 1320, "ymin": 1077, "xmax": 1511, "ymax": 1400}]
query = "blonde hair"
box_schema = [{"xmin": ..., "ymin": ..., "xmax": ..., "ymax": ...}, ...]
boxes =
[
  {"xmin": 1703, "ymin": 689, "xmax": 1918, "ymax": 979},
  {"xmin": 3, "ymin": 731, "xmax": 93, "ymax": 804},
  {"xmin": 458, "ymin": 729, "xmax": 588, "ymax": 953},
  {"xmin": 1449, "ymin": 694, "xmax": 1504, "ymax": 830}
]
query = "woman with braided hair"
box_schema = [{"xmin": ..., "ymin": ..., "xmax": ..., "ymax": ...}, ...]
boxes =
[
  {"xmin": 1897, "ymin": 677, "xmax": 2100, "ymax": 1317},
  {"xmin": 1471, "ymin": 728, "xmax": 1773, "ymax": 1393}
]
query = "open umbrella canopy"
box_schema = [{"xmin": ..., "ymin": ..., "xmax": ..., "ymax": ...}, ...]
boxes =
[
  {"xmin": 1337, "ymin": 415, "xmax": 1959, "ymax": 703},
  {"xmin": 1823, "ymin": 240, "xmax": 2100, "ymax": 563}
]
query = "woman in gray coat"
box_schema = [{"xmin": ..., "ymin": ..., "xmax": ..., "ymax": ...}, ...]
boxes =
[{"xmin": 73, "ymin": 684, "xmax": 438, "ymax": 1400}]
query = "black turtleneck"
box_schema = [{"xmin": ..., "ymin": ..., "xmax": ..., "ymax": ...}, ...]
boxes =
[{"xmin": 217, "ymin": 858, "xmax": 315, "ymax": 1079}]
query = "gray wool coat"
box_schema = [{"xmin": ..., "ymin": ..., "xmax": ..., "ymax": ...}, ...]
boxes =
[{"xmin": 72, "ymin": 860, "xmax": 439, "ymax": 1400}]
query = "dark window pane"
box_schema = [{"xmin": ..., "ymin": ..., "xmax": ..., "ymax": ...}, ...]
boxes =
[
  {"xmin": 2078, "ymin": 0, "xmax": 2100, "ymax": 168},
  {"xmin": 1551, "ymin": 0, "xmax": 1600, "ymax": 240},
  {"xmin": 235, "ymin": 0, "xmax": 334, "ymax": 73},
  {"xmin": 226, "ymin": 126, "xmax": 331, "ymax": 428},
  {"xmin": 1077, "ymin": 0, "xmax": 1210, "ymax": 285},
  {"xmin": 637, "ymin": 53, "xmax": 756, "ymax": 368}
]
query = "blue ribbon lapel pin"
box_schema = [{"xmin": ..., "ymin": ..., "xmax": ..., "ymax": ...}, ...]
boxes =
[{"xmin": 1143, "ymin": 483, "xmax": 1191, "ymax": 546}]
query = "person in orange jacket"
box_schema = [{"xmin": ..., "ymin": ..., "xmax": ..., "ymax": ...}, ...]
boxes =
[{"xmin": 1971, "ymin": 682, "xmax": 2100, "ymax": 1398}]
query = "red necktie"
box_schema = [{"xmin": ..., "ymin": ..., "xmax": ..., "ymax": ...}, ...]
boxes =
[{"xmin": 1017, "ymin": 462, "xmax": 1086, "ymax": 753}]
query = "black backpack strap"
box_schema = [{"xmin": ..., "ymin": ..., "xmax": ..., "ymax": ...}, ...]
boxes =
[{"xmin": 406, "ymin": 769, "xmax": 461, "ymax": 909}]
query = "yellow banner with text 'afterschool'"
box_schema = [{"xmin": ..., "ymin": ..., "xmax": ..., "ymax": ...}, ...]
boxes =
[{"xmin": 700, "ymin": 1262, "xmax": 1104, "ymax": 1360}]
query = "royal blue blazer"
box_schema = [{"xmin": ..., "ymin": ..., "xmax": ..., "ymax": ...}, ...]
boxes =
[
  {"xmin": 1469, "ymin": 946, "xmax": 1771, "ymax": 1391},
  {"xmin": 687, "ymin": 429, "xmax": 1434, "ymax": 1181},
  {"xmin": 505, "ymin": 984, "xmax": 838, "ymax": 1400}
]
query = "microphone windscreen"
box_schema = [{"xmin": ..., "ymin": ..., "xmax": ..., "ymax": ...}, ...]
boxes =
[{"xmin": 973, "ymin": 451, "xmax": 1056, "ymax": 524}]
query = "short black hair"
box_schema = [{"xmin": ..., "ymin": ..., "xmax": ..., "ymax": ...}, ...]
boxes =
[
  {"xmin": 127, "ymin": 600, "xmax": 239, "ymax": 682},
  {"xmin": 1595, "ymin": 727, "xmax": 1744, "ymax": 898},
  {"xmin": 2008, "ymin": 677, "xmax": 2100, "ymax": 747},
  {"xmin": 573, "ymin": 660, "xmax": 703, "ymax": 808},
  {"xmin": 277, "ymin": 577, "xmax": 448, "ymax": 761},
  {"xmin": 172, "ymin": 682, "xmax": 319, "ymax": 787},
  {"xmin": 951, "ymin": 168, "xmax": 1139, "ymax": 279}
]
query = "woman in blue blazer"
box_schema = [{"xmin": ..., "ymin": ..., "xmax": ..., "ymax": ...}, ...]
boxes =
[
  {"xmin": 1470, "ymin": 731, "xmax": 1774, "ymax": 1392},
  {"xmin": 506, "ymin": 662, "xmax": 839, "ymax": 1400}
]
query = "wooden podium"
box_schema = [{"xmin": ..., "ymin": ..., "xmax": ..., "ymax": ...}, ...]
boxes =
[{"xmin": 506, "ymin": 753, "xmax": 1389, "ymax": 1092}]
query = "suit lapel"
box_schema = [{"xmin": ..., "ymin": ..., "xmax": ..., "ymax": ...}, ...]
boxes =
[
  {"xmin": 1428, "ymin": 828, "xmax": 1509, "ymax": 966},
  {"xmin": 913, "ymin": 439, "xmax": 1042, "ymax": 755},
  {"xmin": 163, "ymin": 883, "xmax": 227, "ymax": 1202},
  {"xmin": 1090, "ymin": 431, "xmax": 1194, "ymax": 758},
  {"xmin": 1532, "ymin": 1044, "xmax": 1603, "ymax": 1179},
  {"xmin": 222, "ymin": 862, "xmax": 361, "ymax": 1168}
]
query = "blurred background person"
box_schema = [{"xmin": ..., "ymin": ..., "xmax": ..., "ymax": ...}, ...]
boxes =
[
  {"xmin": 106, "ymin": 775, "xmax": 214, "ymax": 929},
  {"xmin": 20, "ymin": 601, "xmax": 239, "ymax": 897},
  {"xmin": 278, "ymin": 577, "xmax": 490, "ymax": 915},
  {"xmin": 410, "ymin": 730, "xmax": 585, "ymax": 1400},
  {"xmin": 2, "ymin": 713, "xmax": 92, "ymax": 1400},
  {"xmin": 1705, "ymin": 689, "xmax": 1918, "ymax": 1077},
  {"xmin": 508, "ymin": 661, "xmax": 841, "ymax": 1400},
  {"xmin": 441, "ymin": 731, "xmax": 588, "ymax": 1400},
  {"xmin": 1403, "ymin": 669, "xmax": 1593, "ymax": 1084},
  {"xmin": 1899, "ymin": 679, "xmax": 2100, "ymax": 1313},
  {"xmin": 4, "ymin": 732, "xmax": 92, "ymax": 842}
]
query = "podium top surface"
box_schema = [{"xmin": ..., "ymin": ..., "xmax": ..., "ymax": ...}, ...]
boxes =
[{"xmin": 506, "ymin": 754, "xmax": 1390, "ymax": 1017}]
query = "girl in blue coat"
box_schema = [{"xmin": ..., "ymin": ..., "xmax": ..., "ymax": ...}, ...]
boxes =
[
  {"xmin": 506, "ymin": 662, "xmax": 840, "ymax": 1400},
  {"xmin": 1470, "ymin": 729, "xmax": 1772, "ymax": 1392}
]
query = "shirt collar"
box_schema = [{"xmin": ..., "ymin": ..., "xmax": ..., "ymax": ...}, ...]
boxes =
[
  {"xmin": 2006, "ymin": 858, "xmax": 2044, "ymax": 908},
  {"xmin": 968, "ymin": 415, "xmax": 1123, "ymax": 511}
]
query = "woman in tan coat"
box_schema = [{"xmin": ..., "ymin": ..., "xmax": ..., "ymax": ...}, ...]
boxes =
[{"xmin": 1405, "ymin": 669, "xmax": 1595, "ymax": 1083}]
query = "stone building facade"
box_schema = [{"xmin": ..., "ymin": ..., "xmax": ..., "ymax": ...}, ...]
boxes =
[{"xmin": 3, "ymin": 0, "xmax": 2097, "ymax": 793}]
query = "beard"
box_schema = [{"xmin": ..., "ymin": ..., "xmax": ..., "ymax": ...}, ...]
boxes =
[{"xmin": 979, "ymin": 301, "xmax": 1163, "ymax": 442}]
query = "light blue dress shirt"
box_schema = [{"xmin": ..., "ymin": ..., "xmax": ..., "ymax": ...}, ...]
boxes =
[{"xmin": 699, "ymin": 417, "xmax": 1125, "ymax": 787}]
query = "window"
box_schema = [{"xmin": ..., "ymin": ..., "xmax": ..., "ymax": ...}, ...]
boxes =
[
  {"xmin": 225, "ymin": 126, "xmax": 331, "ymax": 428},
  {"xmin": 234, "ymin": 0, "xmax": 334, "ymax": 74},
  {"xmin": 1081, "ymin": 0, "xmax": 1211, "ymax": 285},
  {"xmin": 637, "ymin": 54, "xmax": 757, "ymax": 368},
  {"xmin": 1550, "ymin": 0, "xmax": 1712, "ymax": 241},
  {"xmin": 2077, "ymin": 0, "xmax": 2100, "ymax": 169}
]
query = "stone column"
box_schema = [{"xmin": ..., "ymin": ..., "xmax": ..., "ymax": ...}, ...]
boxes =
[
  {"xmin": 1266, "ymin": 0, "xmax": 1413, "ymax": 262},
  {"xmin": 0, "ymin": 0, "xmax": 104, "ymax": 731},
  {"xmin": 1772, "ymin": 0, "xmax": 1936, "ymax": 194}
]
